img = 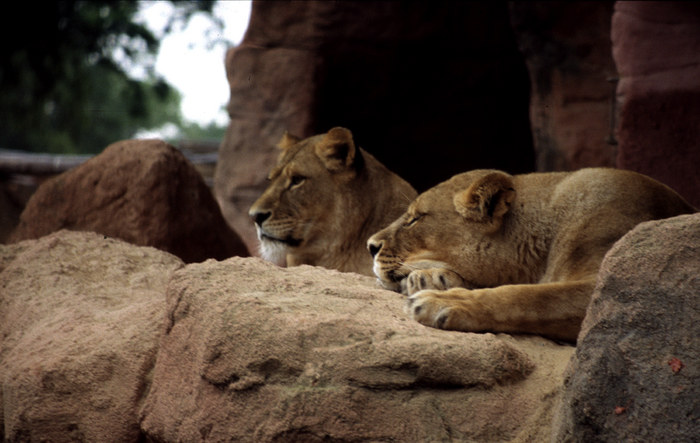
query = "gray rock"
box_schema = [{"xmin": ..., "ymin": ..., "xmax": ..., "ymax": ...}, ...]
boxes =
[{"xmin": 553, "ymin": 213, "xmax": 700, "ymax": 442}]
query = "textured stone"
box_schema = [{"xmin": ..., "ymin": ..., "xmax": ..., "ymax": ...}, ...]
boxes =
[
  {"xmin": 553, "ymin": 213, "xmax": 700, "ymax": 441},
  {"xmin": 140, "ymin": 256, "xmax": 573, "ymax": 442},
  {"xmin": 612, "ymin": 1, "xmax": 700, "ymax": 207},
  {"xmin": 1, "ymin": 231, "xmax": 576, "ymax": 442},
  {"xmin": 9, "ymin": 139, "xmax": 249, "ymax": 262},
  {"xmin": 0, "ymin": 231, "xmax": 183, "ymax": 441}
]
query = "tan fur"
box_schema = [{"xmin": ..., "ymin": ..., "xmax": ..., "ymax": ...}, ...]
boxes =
[
  {"xmin": 367, "ymin": 168, "xmax": 696, "ymax": 342},
  {"xmin": 249, "ymin": 127, "xmax": 417, "ymax": 276}
]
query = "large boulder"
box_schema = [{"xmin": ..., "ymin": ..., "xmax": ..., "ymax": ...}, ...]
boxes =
[
  {"xmin": 1, "ymin": 230, "xmax": 574, "ymax": 441},
  {"xmin": 612, "ymin": 1, "xmax": 700, "ymax": 208},
  {"xmin": 0, "ymin": 230, "xmax": 184, "ymax": 441},
  {"xmin": 9, "ymin": 139, "xmax": 249, "ymax": 263},
  {"xmin": 140, "ymin": 256, "xmax": 573, "ymax": 441},
  {"xmin": 553, "ymin": 213, "xmax": 700, "ymax": 441}
]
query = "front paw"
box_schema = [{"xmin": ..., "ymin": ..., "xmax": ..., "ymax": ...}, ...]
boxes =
[
  {"xmin": 406, "ymin": 290, "xmax": 455, "ymax": 330},
  {"xmin": 406, "ymin": 289, "xmax": 481, "ymax": 332},
  {"xmin": 403, "ymin": 269, "xmax": 463, "ymax": 295}
]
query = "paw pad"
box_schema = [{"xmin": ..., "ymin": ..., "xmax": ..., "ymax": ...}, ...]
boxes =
[
  {"xmin": 435, "ymin": 308, "xmax": 450, "ymax": 329},
  {"xmin": 413, "ymin": 304, "xmax": 423, "ymax": 316}
]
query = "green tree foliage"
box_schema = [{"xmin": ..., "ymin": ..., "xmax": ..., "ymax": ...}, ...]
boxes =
[
  {"xmin": 0, "ymin": 0, "xmax": 216, "ymax": 154},
  {"xmin": 177, "ymin": 120, "xmax": 227, "ymax": 142}
]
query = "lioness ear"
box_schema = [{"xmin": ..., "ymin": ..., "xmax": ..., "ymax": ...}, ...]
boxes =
[
  {"xmin": 315, "ymin": 127, "xmax": 356, "ymax": 172},
  {"xmin": 277, "ymin": 131, "xmax": 300, "ymax": 150},
  {"xmin": 453, "ymin": 171, "xmax": 516, "ymax": 232}
]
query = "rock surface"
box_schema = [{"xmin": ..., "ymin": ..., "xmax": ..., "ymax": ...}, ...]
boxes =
[
  {"xmin": 0, "ymin": 231, "xmax": 184, "ymax": 441},
  {"xmin": 140, "ymin": 256, "xmax": 573, "ymax": 442},
  {"xmin": 612, "ymin": 1, "xmax": 700, "ymax": 208},
  {"xmin": 553, "ymin": 213, "xmax": 700, "ymax": 441},
  {"xmin": 0, "ymin": 230, "xmax": 574, "ymax": 442},
  {"xmin": 9, "ymin": 139, "xmax": 249, "ymax": 262}
]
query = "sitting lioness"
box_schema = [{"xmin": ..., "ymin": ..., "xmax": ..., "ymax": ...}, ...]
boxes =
[
  {"xmin": 249, "ymin": 127, "xmax": 417, "ymax": 276},
  {"xmin": 367, "ymin": 168, "xmax": 695, "ymax": 342}
]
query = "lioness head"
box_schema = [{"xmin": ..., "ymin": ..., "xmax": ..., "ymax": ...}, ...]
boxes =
[
  {"xmin": 367, "ymin": 170, "xmax": 517, "ymax": 292},
  {"xmin": 249, "ymin": 127, "xmax": 416, "ymax": 274},
  {"xmin": 249, "ymin": 127, "xmax": 359, "ymax": 264}
]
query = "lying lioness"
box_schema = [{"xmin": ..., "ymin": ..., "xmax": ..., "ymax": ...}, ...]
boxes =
[
  {"xmin": 249, "ymin": 127, "xmax": 417, "ymax": 276},
  {"xmin": 367, "ymin": 168, "xmax": 695, "ymax": 342}
]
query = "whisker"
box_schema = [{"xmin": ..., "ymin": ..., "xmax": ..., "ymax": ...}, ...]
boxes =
[{"xmin": 400, "ymin": 191, "xmax": 416, "ymax": 204}]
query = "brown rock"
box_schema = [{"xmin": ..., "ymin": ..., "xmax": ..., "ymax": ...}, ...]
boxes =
[
  {"xmin": 1, "ymin": 230, "xmax": 575, "ymax": 441},
  {"xmin": 0, "ymin": 230, "xmax": 183, "ymax": 441},
  {"xmin": 215, "ymin": 2, "xmax": 535, "ymax": 251},
  {"xmin": 612, "ymin": 1, "xmax": 700, "ymax": 207},
  {"xmin": 0, "ymin": 183, "xmax": 25, "ymax": 243},
  {"xmin": 9, "ymin": 139, "xmax": 249, "ymax": 263},
  {"xmin": 140, "ymin": 256, "xmax": 574, "ymax": 442},
  {"xmin": 553, "ymin": 213, "xmax": 700, "ymax": 441},
  {"xmin": 509, "ymin": 2, "xmax": 618, "ymax": 171}
]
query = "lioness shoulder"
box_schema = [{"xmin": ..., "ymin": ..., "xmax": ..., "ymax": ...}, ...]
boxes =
[
  {"xmin": 249, "ymin": 127, "xmax": 417, "ymax": 276},
  {"xmin": 368, "ymin": 168, "xmax": 696, "ymax": 341}
]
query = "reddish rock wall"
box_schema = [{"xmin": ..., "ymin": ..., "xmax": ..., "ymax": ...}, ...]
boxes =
[
  {"xmin": 612, "ymin": 1, "xmax": 700, "ymax": 208},
  {"xmin": 216, "ymin": 1, "xmax": 700, "ymax": 251},
  {"xmin": 510, "ymin": 2, "xmax": 618, "ymax": 171},
  {"xmin": 215, "ymin": 2, "xmax": 535, "ymax": 252}
]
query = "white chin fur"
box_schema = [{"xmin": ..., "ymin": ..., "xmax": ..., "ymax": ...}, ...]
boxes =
[
  {"xmin": 259, "ymin": 239, "xmax": 287, "ymax": 266},
  {"xmin": 373, "ymin": 260, "xmax": 401, "ymax": 292},
  {"xmin": 372, "ymin": 260, "xmax": 382, "ymax": 279}
]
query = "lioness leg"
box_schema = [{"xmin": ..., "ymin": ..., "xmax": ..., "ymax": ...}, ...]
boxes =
[
  {"xmin": 407, "ymin": 280, "xmax": 595, "ymax": 342},
  {"xmin": 402, "ymin": 268, "xmax": 465, "ymax": 295}
]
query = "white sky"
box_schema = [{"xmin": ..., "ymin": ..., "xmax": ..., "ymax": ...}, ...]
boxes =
[{"xmin": 134, "ymin": 0, "xmax": 252, "ymax": 135}]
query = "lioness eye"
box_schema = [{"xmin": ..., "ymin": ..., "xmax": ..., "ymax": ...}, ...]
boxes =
[
  {"xmin": 404, "ymin": 214, "xmax": 422, "ymax": 227},
  {"xmin": 289, "ymin": 175, "xmax": 306, "ymax": 188}
]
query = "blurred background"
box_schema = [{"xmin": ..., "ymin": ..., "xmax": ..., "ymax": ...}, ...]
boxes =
[{"xmin": 0, "ymin": 0, "xmax": 251, "ymax": 154}]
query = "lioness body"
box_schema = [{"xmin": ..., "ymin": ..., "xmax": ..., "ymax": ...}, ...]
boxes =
[
  {"xmin": 368, "ymin": 168, "xmax": 695, "ymax": 341},
  {"xmin": 249, "ymin": 127, "xmax": 417, "ymax": 276}
]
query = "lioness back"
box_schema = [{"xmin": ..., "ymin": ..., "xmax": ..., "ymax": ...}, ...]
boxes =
[
  {"xmin": 249, "ymin": 127, "xmax": 417, "ymax": 276},
  {"xmin": 368, "ymin": 168, "xmax": 695, "ymax": 341},
  {"xmin": 538, "ymin": 168, "xmax": 696, "ymax": 281}
]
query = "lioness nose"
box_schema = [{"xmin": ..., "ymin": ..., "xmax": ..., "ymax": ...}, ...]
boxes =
[
  {"xmin": 367, "ymin": 239, "xmax": 383, "ymax": 258},
  {"xmin": 250, "ymin": 210, "xmax": 271, "ymax": 226}
]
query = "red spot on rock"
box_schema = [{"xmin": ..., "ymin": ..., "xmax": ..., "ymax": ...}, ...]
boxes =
[{"xmin": 668, "ymin": 358, "xmax": 684, "ymax": 374}]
